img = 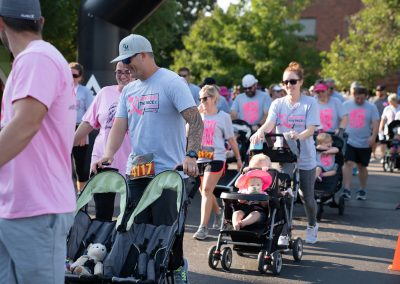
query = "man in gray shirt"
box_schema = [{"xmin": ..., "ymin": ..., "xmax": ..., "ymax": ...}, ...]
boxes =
[
  {"xmin": 178, "ymin": 67, "xmax": 200, "ymax": 106},
  {"xmin": 342, "ymin": 87, "xmax": 380, "ymax": 201}
]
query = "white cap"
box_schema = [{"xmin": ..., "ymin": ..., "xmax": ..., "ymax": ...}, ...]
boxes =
[
  {"xmin": 110, "ymin": 34, "xmax": 153, "ymax": 63},
  {"xmin": 242, "ymin": 74, "xmax": 258, "ymax": 88}
]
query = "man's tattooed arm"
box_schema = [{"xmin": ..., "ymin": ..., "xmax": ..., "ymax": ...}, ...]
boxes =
[{"xmin": 181, "ymin": 106, "xmax": 203, "ymax": 153}]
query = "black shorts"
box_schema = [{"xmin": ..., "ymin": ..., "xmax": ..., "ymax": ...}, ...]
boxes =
[
  {"xmin": 237, "ymin": 203, "xmax": 267, "ymax": 223},
  {"xmin": 198, "ymin": 160, "xmax": 225, "ymax": 175},
  {"xmin": 345, "ymin": 144, "xmax": 372, "ymax": 167}
]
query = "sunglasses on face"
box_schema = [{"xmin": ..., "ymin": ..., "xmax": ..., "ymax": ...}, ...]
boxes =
[
  {"xmin": 243, "ymin": 86, "xmax": 253, "ymax": 91},
  {"xmin": 115, "ymin": 70, "xmax": 131, "ymax": 75},
  {"xmin": 72, "ymin": 74, "xmax": 80, "ymax": 78},
  {"xmin": 121, "ymin": 53, "xmax": 140, "ymax": 65},
  {"xmin": 282, "ymin": 79, "xmax": 299, "ymax": 86},
  {"xmin": 200, "ymin": 96, "xmax": 212, "ymax": 103},
  {"xmin": 179, "ymin": 73, "xmax": 188, "ymax": 78}
]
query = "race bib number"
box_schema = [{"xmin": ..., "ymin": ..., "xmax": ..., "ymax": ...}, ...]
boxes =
[
  {"xmin": 129, "ymin": 153, "xmax": 155, "ymax": 179},
  {"xmin": 198, "ymin": 147, "xmax": 214, "ymax": 161}
]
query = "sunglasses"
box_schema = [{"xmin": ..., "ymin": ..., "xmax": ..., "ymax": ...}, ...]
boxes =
[
  {"xmin": 179, "ymin": 74, "xmax": 188, "ymax": 78},
  {"xmin": 282, "ymin": 79, "xmax": 299, "ymax": 86},
  {"xmin": 200, "ymin": 96, "xmax": 212, "ymax": 103},
  {"xmin": 243, "ymin": 86, "xmax": 253, "ymax": 91},
  {"xmin": 115, "ymin": 70, "xmax": 131, "ymax": 75},
  {"xmin": 72, "ymin": 74, "xmax": 80, "ymax": 78},
  {"xmin": 121, "ymin": 53, "xmax": 140, "ymax": 65}
]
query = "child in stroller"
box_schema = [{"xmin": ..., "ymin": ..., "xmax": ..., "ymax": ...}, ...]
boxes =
[
  {"xmin": 314, "ymin": 132, "xmax": 345, "ymax": 221},
  {"xmin": 383, "ymin": 120, "xmax": 400, "ymax": 172},
  {"xmin": 315, "ymin": 133, "xmax": 339, "ymax": 181},
  {"xmin": 232, "ymin": 169, "xmax": 273, "ymax": 230}
]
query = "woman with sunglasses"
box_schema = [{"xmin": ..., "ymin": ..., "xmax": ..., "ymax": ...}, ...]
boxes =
[
  {"xmin": 193, "ymin": 85, "xmax": 242, "ymax": 240},
  {"xmin": 69, "ymin": 62, "xmax": 94, "ymax": 192},
  {"xmin": 250, "ymin": 61, "xmax": 320, "ymax": 244},
  {"xmin": 74, "ymin": 62, "xmax": 133, "ymax": 220},
  {"xmin": 314, "ymin": 82, "xmax": 347, "ymax": 133}
]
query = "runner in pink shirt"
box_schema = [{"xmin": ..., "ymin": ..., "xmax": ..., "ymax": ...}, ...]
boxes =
[
  {"xmin": 0, "ymin": 1, "xmax": 75, "ymax": 283},
  {"xmin": 74, "ymin": 62, "xmax": 133, "ymax": 220}
]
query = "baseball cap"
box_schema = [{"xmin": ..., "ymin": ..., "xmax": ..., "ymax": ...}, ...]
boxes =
[
  {"xmin": 272, "ymin": 85, "xmax": 283, "ymax": 92},
  {"xmin": 0, "ymin": 0, "xmax": 41, "ymax": 20},
  {"xmin": 242, "ymin": 74, "xmax": 258, "ymax": 88},
  {"xmin": 376, "ymin": 85, "xmax": 385, "ymax": 91},
  {"xmin": 200, "ymin": 77, "xmax": 216, "ymax": 87},
  {"xmin": 350, "ymin": 81, "xmax": 362, "ymax": 90},
  {"xmin": 110, "ymin": 34, "xmax": 153, "ymax": 63},
  {"xmin": 314, "ymin": 83, "xmax": 328, "ymax": 92}
]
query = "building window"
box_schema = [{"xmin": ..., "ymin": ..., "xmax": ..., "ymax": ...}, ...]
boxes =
[{"xmin": 296, "ymin": 18, "xmax": 316, "ymax": 37}]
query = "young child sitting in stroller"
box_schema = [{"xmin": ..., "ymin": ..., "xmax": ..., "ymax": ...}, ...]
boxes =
[
  {"xmin": 315, "ymin": 133, "xmax": 339, "ymax": 181},
  {"xmin": 232, "ymin": 154, "xmax": 273, "ymax": 230}
]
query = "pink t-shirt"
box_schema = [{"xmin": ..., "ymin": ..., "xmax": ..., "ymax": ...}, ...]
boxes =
[
  {"xmin": 0, "ymin": 40, "xmax": 76, "ymax": 219},
  {"xmin": 82, "ymin": 85, "xmax": 131, "ymax": 174}
]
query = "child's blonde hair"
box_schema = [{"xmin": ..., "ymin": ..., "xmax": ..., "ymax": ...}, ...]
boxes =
[
  {"xmin": 249, "ymin": 153, "xmax": 271, "ymax": 169},
  {"xmin": 316, "ymin": 132, "xmax": 332, "ymax": 145}
]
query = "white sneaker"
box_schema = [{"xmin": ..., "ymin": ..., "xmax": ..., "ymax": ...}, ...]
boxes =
[
  {"xmin": 278, "ymin": 235, "xmax": 289, "ymax": 247},
  {"xmin": 305, "ymin": 223, "xmax": 319, "ymax": 244},
  {"xmin": 193, "ymin": 226, "xmax": 208, "ymax": 240}
]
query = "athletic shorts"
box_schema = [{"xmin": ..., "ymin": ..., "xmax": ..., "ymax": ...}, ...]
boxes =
[
  {"xmin": 237, "ymin": 203, "xmax": 267, "ymax": 223},
  {"xmin": 345, "ymin": 144, "xmax": 372, "ymax": 167},
  {"xmin": 199, "ymin": 160, "xmax": 225, "ymax": 174}
]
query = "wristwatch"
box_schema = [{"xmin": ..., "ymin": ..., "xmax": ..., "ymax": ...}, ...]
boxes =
[{"xmin": 186, "ymin": 150, "xmax": 198, "ymax": 160}]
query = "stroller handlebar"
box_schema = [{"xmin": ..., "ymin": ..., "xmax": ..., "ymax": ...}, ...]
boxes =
[{"xmin": 220, "ymin": 192, "xmax": 270, "ymax": 201}]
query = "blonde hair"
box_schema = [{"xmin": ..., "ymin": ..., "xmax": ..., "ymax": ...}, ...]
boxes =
[
  {"xmin": 249, "ymin": 153, "xmax": 271, "ymax": 168},
  {"xmin": 388, "ymin": 93, "xmax": 398, "ymax": 103},
  {"xmin": 316, "ymin": 132, "xmax": 332, "ymax": 145},
  {"xmin": 284, "ymin": 61, "xmax": 304, "ymax": 80},
  {"xmin": 200, "ymin": 84, "xmax": 220, "ymax": 104}
]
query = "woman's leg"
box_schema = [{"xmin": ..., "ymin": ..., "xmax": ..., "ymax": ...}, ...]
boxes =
[
  {"xmin": 299, "ymin": 168, "xmax": 317, "ymax": 227},
  {"xmin": 199, "ymin": 170, "xmax": 224, "ymax": 227}
]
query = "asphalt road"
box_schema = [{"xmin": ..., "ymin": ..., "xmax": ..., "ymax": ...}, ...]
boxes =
[{"xmin": 183, "ymin": 160, "xmax": 400, "ymax": 284}]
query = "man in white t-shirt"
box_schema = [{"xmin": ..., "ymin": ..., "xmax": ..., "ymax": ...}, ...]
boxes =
[{"xmin": 0, "ymin": 1, "xmax": 76, "ymax": 283}]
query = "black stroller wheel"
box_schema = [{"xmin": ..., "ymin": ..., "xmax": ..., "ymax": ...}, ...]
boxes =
[
  {"xmin": 292, "ymin": 237, "xmax": 303, "ymax": 262},
  {"xmin": 257, "ymin": 250, "xmax": 268, "ymax": 274},
  {"xmin": 338, "ymin": 196, "xmax": 345, "ymax": 216},
  {"xmin": 220, "ymin": 247, "xmax": 233, "ymax": 271},
  {"xmin": 207, "ymin": 245, "xmax": 220, "ymax": 269},
  {"xmin": 270, "ymin": 251, "xmax": 283, "ymax": 275}
]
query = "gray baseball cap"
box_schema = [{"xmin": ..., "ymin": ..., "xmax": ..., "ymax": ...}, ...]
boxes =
[
  {"xmin": 110, "ymin": 34, "xmax": 153, "ymax": 63},
  {"xmin": 0, "ymin": 0, "xmax": 41, "ymax": 21}
]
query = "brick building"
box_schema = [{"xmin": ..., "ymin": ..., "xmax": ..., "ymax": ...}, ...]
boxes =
[{"xmin": 300, "ymin": 0, "xmax": 399, "ymax": 92}]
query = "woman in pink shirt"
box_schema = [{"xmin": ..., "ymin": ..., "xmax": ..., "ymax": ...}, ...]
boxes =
[{"xmin": 74, "ymin": 62, "xmax": 133, "ymax": 220}]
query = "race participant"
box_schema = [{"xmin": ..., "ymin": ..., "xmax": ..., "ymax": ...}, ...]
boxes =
[
  {"xmin": 94, "ymin": 34, "xmax": 203, "ymax": 284},
  {"xmin": 341, "ymin": 86, "xmax": 380, "ymax": 201},
  {"xmin": 178, "ymin": 67, "xmax": 200, "ymax": 106},
  {"xmin": 378, "ymin": 93, "xmax": 400, "ymax": 156},
  {"xmin": 70, "ymin": 62, "xmax": 94, "ymax": 192},
  {"xmin": 231, "ymin": 74, "xmax": 271, "ymax": 131},
  {"xmin": 314, "ymin": 82, "xmax": 348, "ymax": 133},
  {"xmin": 250, "ymin": 62, "xmax": 320, "ymax": 244},
  {"xmin": 74, "ymin": 62, "xmax": 133, "ymax": 220},
  {"xmin": 193, "ymin": 85, "xmax": 242, "ymax": 240},
  {"xmin": 0, "ymin": 0, "xmax": 76, "ymax": 282}
]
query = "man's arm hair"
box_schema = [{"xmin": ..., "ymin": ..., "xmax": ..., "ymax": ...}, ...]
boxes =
[{"xmin": 181, "ymin": 106, "xmax": 203, "ymax": 152}]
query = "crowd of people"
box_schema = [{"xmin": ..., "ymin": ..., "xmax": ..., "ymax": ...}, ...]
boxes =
[{"xmin": 1, "ymin": 0, "xmax": 399, "ymax": 283}]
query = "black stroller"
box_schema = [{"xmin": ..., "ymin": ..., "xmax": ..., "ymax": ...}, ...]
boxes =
[
  {"xmin": 383, "ymin": 120, "xmax": 400, "ymax": 172},
  {"xmin": 207, "ymin": 133, "xmax": 303, "ymax": 276},
  {"xmin": 66, "ymin": 168, "xmax": 192, "ymax": 284},
  {"xmin": 313, "ymin": 132, "xmax": 346, "ymax": 221}
]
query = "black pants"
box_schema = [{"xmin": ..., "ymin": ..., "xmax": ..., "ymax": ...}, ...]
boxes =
[
  {"xmin": 127, "ymin": 177, "xmax": 185, "ymax": 270},
  {"xmin": 94, "ymin": 192, "xmax": 116, "ymax": 221}
]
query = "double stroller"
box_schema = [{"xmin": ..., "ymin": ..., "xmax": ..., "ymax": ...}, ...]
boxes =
[
  {"xmin": 208, "ymin": 133, "xmax": 303, "ymax": 276},
  {"xmin": 313, "ymin": 132, "xmax": 346, "ymax": 221},
  {"xmin": 65, "ymin": 168, "xmax": 191, "ymax": 284},
  {"xmin": 383, "ymin": 120, "xmax": 400, "ymax": 172}
]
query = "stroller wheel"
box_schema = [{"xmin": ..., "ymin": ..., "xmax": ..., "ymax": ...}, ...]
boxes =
[
  {"xmin": 207, "ymin": 245, "xmax": 220, "ymax": 269},
  {"xmin": 220, "ymin": 247, "xmax": 233, "ymax": 271},
  {"xmin": 338, "ymin": 196, "xmax": 345, "ymax": 216},
  {"xmin": 317, "ymin": 203, "xmax": 324, "ymax": 221},
  {"xmin": 257, "ymin": 250, "xmax": 268, "ymax": 274},
  {"xmin": 292, "ymin": 238, "xmax": 303, "ymax": 262},
  {"xmin": 270, "ymin": 251, "xmax": 283, "ymax": 275}
]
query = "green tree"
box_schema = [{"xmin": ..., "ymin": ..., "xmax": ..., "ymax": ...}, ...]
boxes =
[
  {"xmin": 171, "ymin": 0, "xmax": 320, "ymax": 87},
  {"xmin": 321, "ymin": 0, "xmax": 400, "ymax": 89},
  {"xmin": 41, "ymin": 0, "xmax": 80, "ymax": 61}
]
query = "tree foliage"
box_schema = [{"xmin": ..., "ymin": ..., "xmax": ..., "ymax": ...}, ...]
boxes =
[
  {"xmin": 171, "ymin": 0, "xmax": 320, "ymax": 87},
  {"xmin": 321, "ymin": 0, "xmax": 400, "ymax": 89},
  {"xmin": 41, "ymin": 0, "xmax": 80, "ymax": 61}
]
